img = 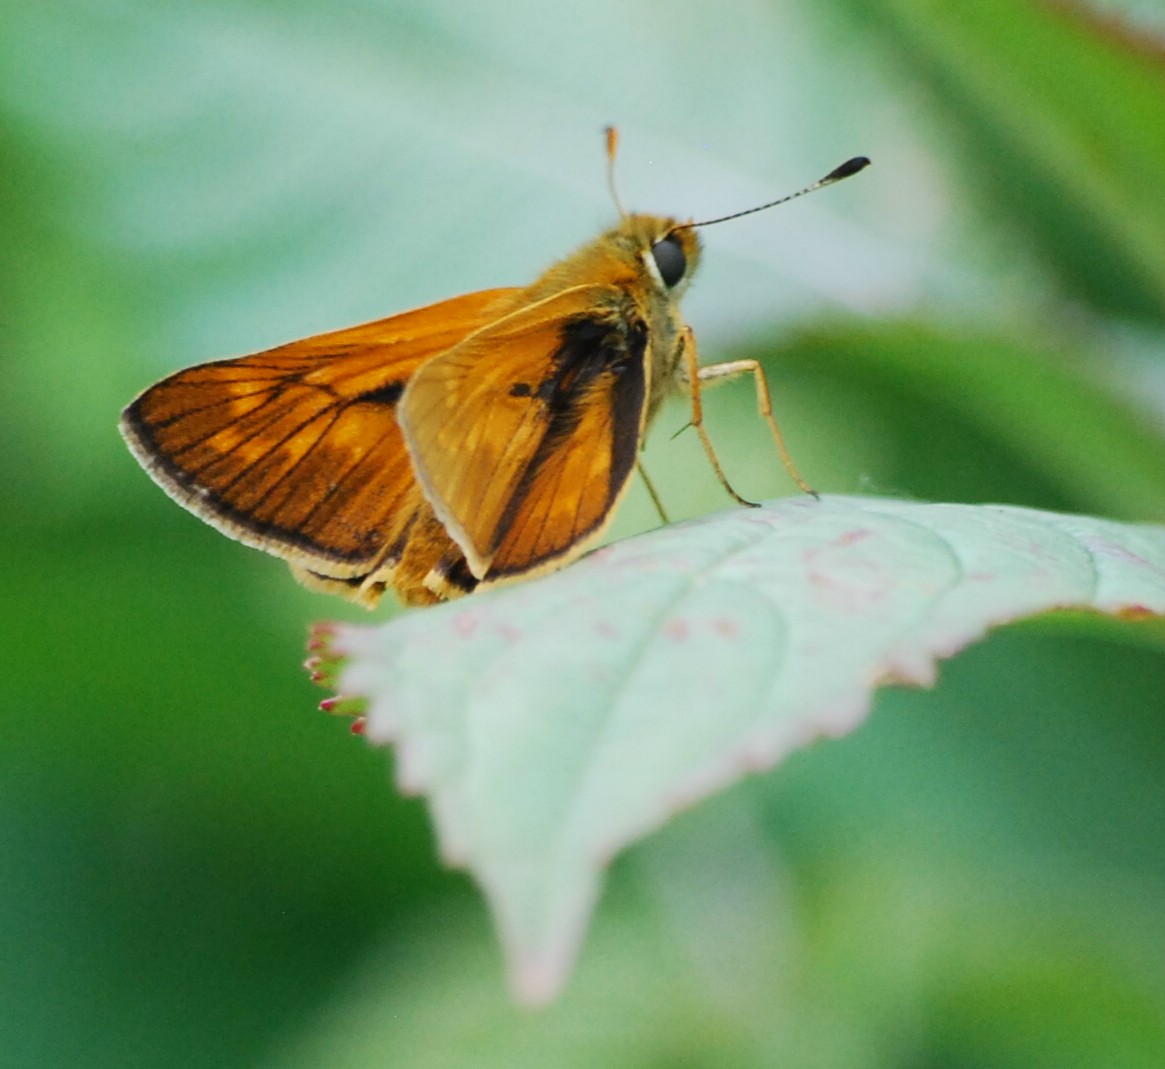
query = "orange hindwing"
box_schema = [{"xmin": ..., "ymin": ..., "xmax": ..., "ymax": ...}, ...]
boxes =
[{"xmin": 120, "ymin": 288, "xmax": 519, "ymax": 604}]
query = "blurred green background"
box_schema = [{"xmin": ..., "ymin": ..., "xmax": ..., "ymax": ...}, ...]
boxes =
[{"xmin": 3, "ymin": 1, "xmax": 1165, "ymax": 1066}]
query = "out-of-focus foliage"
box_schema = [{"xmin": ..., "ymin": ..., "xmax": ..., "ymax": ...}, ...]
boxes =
[{"xmin": 1, "ymin": 2, "xmax": 1162, "ymax": 1068}]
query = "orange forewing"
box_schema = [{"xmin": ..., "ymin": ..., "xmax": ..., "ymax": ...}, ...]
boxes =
[
  {"xmin": 121, "ymin": 288, "xmax": 519, "ymax": 604},
  {"xmin": 399, "ymin": 284, "xmax": 649, "ymax": 581}
]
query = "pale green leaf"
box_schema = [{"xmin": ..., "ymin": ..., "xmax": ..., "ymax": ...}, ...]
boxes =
[{"xmin": 319, "ymin": 496, "xmax": 1165, "ymax": 1004}]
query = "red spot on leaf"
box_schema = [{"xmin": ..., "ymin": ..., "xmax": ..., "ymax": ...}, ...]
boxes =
[
  {"xmin": 495, "ymin": 622, "xmax": 522, "ymax": 642},
  {"xmin": 712, "ymin": 618, "xmax": 740, "ymax": 639}
]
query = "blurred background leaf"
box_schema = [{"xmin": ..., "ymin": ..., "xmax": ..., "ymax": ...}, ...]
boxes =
[
  {"xmin": 1, "ymin": 1, "xmax": 1163, "ymax": 1067},
  {"xmin": 828, "ymin": 0, "xmax": 1165, "ymax": 321}
]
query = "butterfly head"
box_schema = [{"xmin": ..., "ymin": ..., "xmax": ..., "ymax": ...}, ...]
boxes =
[{"xmin": 612, "ymin": 213, "xmax": 703, "ymax": 299}]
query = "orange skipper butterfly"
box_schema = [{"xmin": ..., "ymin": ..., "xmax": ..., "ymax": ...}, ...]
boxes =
[{"xmin": 120, "ymin": 130, "xmax": 868, "ymax": 607}]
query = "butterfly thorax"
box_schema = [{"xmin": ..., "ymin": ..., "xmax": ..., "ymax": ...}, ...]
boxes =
[{"xmin": 517, "ymin": 213, "xmax": 702, "ymax": 423}]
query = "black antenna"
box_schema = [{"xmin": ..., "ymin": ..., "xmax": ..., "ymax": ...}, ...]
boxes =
[{"xmin": 676, "ymin": 155, "xmax": 870, "ymax": 231}]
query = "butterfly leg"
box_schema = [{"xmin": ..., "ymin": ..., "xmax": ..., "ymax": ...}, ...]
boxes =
[
  {"xmin": 679, "ymin": 328, "xmax": 758, "ymax": 507},
  {"xmin": 690, "ymin": 346, "xmax": 818, "ymax": 499},
  {"xmin": 680, "ymin": 329, "xmax": 818, "ymax": 500},
  {"xmin": 635, "ymin": 459, "xmax": 670, "ymax": 524}
]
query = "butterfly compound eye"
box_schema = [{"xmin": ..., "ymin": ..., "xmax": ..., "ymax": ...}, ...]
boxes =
[{"xmin": 650, "ymin": 235, "xmax": 687, "ymax": 288}]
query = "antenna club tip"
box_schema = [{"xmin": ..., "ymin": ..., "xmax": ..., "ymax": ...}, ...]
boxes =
[{"xmin": 826, "ymin": 156, "xmax": 871, "ymax": 182}]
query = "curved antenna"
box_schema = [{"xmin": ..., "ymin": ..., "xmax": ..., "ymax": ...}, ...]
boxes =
[
  {"xmin": 604, "ymin": 126, "xmax": 627, "ymax": 219},
  {"xmin": 676, "ymin": 155, "xmax": 871, "ymax": 231}
]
